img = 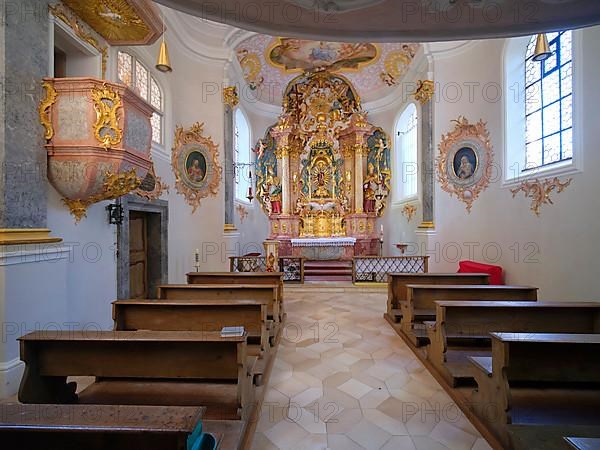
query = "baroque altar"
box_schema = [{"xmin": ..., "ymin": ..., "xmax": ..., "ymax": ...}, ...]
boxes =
[{"xmin": 255, "ymin": 70, "xmax": 391, "ymax": 259}]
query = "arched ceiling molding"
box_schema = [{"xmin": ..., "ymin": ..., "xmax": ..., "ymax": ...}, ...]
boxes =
[{"xmin": 154, "ymin": 0, "xmax": 600, "ymax": 43}]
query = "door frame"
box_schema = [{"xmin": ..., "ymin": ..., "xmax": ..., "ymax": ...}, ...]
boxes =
[{"xmin": 117, "ymin": 195, "xmax": 168, "ymax": 299}]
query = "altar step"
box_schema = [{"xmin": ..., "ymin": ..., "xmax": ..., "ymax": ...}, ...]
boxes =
[{"xmin": 304, "ymin": 260, "xmax": 354, "ymax": 282}]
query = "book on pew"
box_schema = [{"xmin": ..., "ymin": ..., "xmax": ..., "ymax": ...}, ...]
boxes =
[{"xmin": 221, "ymin": 326, "xmax": 245, "ymax": 337}]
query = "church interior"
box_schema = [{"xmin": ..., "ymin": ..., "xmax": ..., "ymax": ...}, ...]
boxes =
[{"xmin": 1, "ymin": 1, "xmax": 600, "ymax": 449}]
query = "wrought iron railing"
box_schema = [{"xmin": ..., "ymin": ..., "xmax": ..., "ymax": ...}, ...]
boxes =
[
  {"xmin": 353, "ymin": 256, "xmax": 429, "ymax": 283},
  {"xmin": 279, "ymin": 257, "xmax": 304, "ymax": 283},
  {"xmin": 229, "ymin": 256, "xmax": 305, "ymax": 283}
]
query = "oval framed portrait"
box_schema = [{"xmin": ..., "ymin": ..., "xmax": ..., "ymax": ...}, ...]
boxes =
[
  {"xmin": 172, "ymin": 122, "xmax": 222, "ymax": 213},
  {"xmin": 184, "ymin": 150, "xmax": 207, "ymax": 186},
  {"xmin": 437, "ymin": 117, "xmax": 494, "ymax": 212}
]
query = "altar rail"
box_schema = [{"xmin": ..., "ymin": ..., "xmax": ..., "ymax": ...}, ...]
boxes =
[
  {"xmin": 229, "ymin": 256, "xmax": 305, "ymax": 283},
  {"xmin": 353, "ymin": 256, "xmax": 429, "ymax": 283}
]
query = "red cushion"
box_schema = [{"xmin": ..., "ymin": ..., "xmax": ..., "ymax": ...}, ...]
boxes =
[{"xmin": 458, "ymin": 260, "xmax": 504, "ymax": 285}]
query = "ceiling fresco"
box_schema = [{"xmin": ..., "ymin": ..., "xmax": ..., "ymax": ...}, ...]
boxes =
[{"xmin": 235, "ymin": 35, "xmax": 420, "ymax": 105}]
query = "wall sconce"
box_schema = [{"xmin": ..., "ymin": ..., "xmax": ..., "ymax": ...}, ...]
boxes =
[
  {"xmin": 106, "ymin": 202, "xmax": 124, "ymax": 225},
  {"xmin": 247, "ymin": 171, "xmax": 254, "ymax": 202}
]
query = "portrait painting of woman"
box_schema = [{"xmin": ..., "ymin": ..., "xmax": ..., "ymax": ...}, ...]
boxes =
[{"xmin": 452, "ymin": 147, "xmax": 478, "ymax": 180}]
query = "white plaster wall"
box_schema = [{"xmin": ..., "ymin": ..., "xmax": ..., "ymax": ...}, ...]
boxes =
[
  {"xmin": 158, "ymin": 41, "xmax": 230, "ymax": 279},
  {"xmin": 233, "ymin": 104, "xmax": 278, "ymax": 255},
  {"xmin": 47, "ymin": 193, "xmax": 117, "ymax": 329},
  {"xmin": 0, "ymin": 245, "xmax": 70, "ymax": 397},
  {"xmin": 426, "ymin": 27, "xmax": 600, "ymax": 300}
]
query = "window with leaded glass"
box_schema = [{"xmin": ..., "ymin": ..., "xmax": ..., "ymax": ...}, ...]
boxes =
[
  {"xmin": 395, "ymin": 103, "xmax": 418, "ymax": 202},
  {"xmin": 234, "ymin": 108, "xmax": 251, "ymax": 202},
  {"xmin": 524, "ymin": 31, "xmax": 573, "ymax": 170},
  {"xmin": 117, "ymin": 51, "xmax": 164, "ymax": 145}
]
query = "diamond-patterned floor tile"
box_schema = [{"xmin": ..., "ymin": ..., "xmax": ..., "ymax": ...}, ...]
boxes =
[{"xmin": 251, "ymin": 285, "xmax": 489, "ymax": 450}]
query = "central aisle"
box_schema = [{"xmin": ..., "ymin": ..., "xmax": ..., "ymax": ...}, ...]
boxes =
[{"xmin": 251, "ymin": 285, "xmax": 491, "ymax": 450}]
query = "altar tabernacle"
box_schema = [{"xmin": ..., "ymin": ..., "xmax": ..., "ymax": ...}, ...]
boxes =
[{"xmin": 254, "ymin": 70, "xmax": 391, "ymax": 258}]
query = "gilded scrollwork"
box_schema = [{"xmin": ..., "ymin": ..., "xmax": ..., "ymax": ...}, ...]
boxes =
[
  {"xmin": 39, "ymin": 81, "xmax": 58, "ymax": 141},
  {"xmin": 223, "ymin": 86, "xmax": 239, "ymax": 109},
  {"xmin": 414, "ymin": 80, "xmax": 435, "ymax": 104},
  {"xmin": 437, "ymin": 116, "xmax": 494, "ymax": 213},
  {"xmin": 133, "ymin": 165, "xmax": 169, "ymax": 201},
  {"xmin": 92, "ymin": 84, "xmax": 123, "ymax": 148},
  {"xmin": 172, "ymin": 122, "xmax": 222, "ymax": 213},
  {"xmin": 510, "ymin": 177, "xmax": 572, "ymax": 216},
  {"xmin": 402, "ymin": 203, "xmax": 418, "ymax": 222},
  {"xmin": 63, "ymin": 168, "xmax": 141, "ymax": 222}
]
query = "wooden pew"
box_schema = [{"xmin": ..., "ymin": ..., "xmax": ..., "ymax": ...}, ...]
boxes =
[
  {"xmin": 469, "ymin": 333, "xmax": 600, "ymax": 448},
  {"xmin": 0, "ymin": 404, "xmax": 220, "ymax": 450},
  {"xmin": 18, "ymin": 330, "xmax": 255, "ymax": 421},
  {"xmin": 158, "ymin": 284, "xmax": 281, "ymax": 324},
  {"xmin": 508, "ymin": 424, "xmax": 600, "ymax": 450},
  {"xmin": 402, "ymin": 284, "xmax": 538, "ymax": 345},
  {"xmin": 187, "ymin": 271, "xmax": 284, "ymax": 304},
  {"xmin": 113, "ymin": 299, "xmax": 269, "ymax": 355},
  {"xmin": 386, "ymin": 273, "xmax": 490, "ymax": 323},
  {"xmin": 112, "ymin": 299, "xmax": 270, "ymax": 385},
  {"xmin": 426, "ymin": 301, "xmax": 600, "ymax": 386}
]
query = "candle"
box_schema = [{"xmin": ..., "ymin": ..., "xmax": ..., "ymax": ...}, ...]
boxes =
[
  {"xmin": 380, "ymin": 224, "xmax": 384, "ymax": 234},
  {"xmin": 195, "ymin": 248, "xmax": 199, "ymax": 263}
]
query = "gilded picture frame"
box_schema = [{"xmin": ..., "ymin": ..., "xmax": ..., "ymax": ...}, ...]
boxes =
[
  {"xmin": 437, "ymin": 116, "xmax": 494, "ymax": 212},
  {"xmin": 172, "ymin": 122, "xmax": 222, "ymax": 213}
]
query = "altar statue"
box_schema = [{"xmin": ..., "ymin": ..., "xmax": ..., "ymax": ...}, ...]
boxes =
[{"xmin": 363, "ymin": 163, "xmax": 379, "ymax": 213}]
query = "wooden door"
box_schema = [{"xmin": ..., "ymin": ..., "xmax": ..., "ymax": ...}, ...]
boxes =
[{"xmin": 129, "ymin": 211, "xmax": 148, "ymax": 299}]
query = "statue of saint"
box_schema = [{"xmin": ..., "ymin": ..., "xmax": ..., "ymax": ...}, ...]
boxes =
[{"xmin": 363, "ymin": 163, "xmax": 379, "ymax": 213}]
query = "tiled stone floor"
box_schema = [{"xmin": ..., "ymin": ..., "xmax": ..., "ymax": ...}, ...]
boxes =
[{"xmin": 251, "ymin": 286, "xmax": 492, "ymax": 450}]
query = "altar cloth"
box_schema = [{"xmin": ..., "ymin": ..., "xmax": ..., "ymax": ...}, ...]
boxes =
[{"xmin": 291, "ymin": 237, "xmax": 357, "ymax": 247}]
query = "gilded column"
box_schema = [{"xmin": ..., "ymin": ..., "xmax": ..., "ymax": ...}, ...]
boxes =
[{"xmin": 354, "ymin": 144, "xmax": 364, "ymax": 213}]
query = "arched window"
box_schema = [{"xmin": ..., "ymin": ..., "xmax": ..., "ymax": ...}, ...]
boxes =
[
  {"xmin": 117, "ymin": 51, "xmax": 164, "ymax": 146},
  {"xmin": 394, "ymin": 103, "xmax": 418, "ymax": 202},
  {"xmin": 524, "ymin": 31, "xmax": 572, "ymax": 170},
  {"xmin": 234, "ymin": 108, "xmax": 252, "ymax": 202}
]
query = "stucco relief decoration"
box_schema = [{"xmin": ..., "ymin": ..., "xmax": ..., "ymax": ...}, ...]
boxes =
[
  {"xmin": 234, "ymin": 34, "xmax": 420, "ymax": 105},
  {"xmin": 437, "ymin": 116, "xmax": 494, "ymax": 213},
  {"xmin": 510, "ymin": 177, "xmax": 572, "ymax": 216},
  {"xmin": 236, "ymin": 203, "xmax": 249, "ymax": 223},
  {"xmin": 172, "ymin": 122, "xmax": 222, "ymax": 213},
  {"xmin": 402, "ymin": 203, "xmax": 418, "ymax": 222},
  {"xmin": 133, "ymin": 165, "xmax": 169, "ymax": 201}
]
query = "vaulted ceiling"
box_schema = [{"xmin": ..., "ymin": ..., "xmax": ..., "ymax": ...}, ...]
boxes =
[
  {"xmin": 155, "ymin": 0, "xmax": 600, "ymax": 42},
  {"xmin": 235, "ymin": 36, "xmax": 421, "ymax": 104}
]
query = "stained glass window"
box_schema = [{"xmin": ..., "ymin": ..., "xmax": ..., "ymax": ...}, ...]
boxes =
[
  {"xmin": 524, "ymin": 31, "xmax": 572, "ymax": 170},
  {"xmin": 395, "ymin": 103, "xmax": 418, "ymax": 201},
  {"xmin": 117, "ymin": 52, "xmax": 164, "ymax": 145}
]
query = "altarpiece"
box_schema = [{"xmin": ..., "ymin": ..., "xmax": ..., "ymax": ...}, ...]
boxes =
[{"xmin": 255, "ymin": 70, "xmax": 391, "ymax": 258}]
